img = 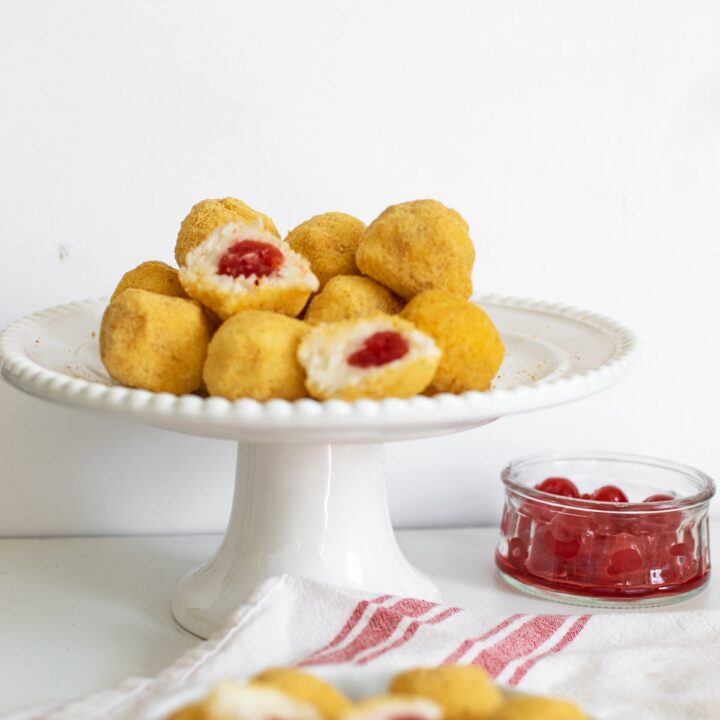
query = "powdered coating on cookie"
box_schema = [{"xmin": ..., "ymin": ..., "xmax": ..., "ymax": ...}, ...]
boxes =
[{"xmin": 356, "ymin": 200, "xmax": 474, "ymax": 300}]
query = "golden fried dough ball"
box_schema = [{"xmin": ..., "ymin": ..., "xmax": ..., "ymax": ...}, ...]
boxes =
[
  {"xmin": 286, "ymin": 212, "xmax": 366, "ymax": 288},
  {"xmin": 342, "ymin": 695, "xmax": 442, "ymax": 720},
  {"xmin": 390, "ymin": 666, "xmax": 503, "ymax": 720},
  {"xmin": 297, "ymin": 315, "xmax": 440, "ymax": 401},
  {"xmin": 100, "ymin": 289, "xmax": 210, "ymax": 395},
  {"xmin": 251, "ymin": 668, "xmax": 351, "ymax": 720},
  {"xmin": 179, "ymin": 222, "xmax": 319, "ymax": 321},
  {"xmin": 110, "ymin": 260, "xmax": 187, "ymax": 301},
  {"xmin": 304, "ymin": 275, "xmax": 403, "ymax": 325},
  {"xmin": 356, "ymin": 200, "xmax": 475, "ymax": 300},
  {"xmin": 490, "ymin": 695, "xmax": 587, "ymax": 720},
  {"xmin": 176, "ymin": 197, "xmax": 280, "ymax": 267},
  {"xmin": 400, "ymin": 290, "xmax": 504, "ymax": 393},
  {"xmin": 203, "ymin": 311, "xmax": 309, "ymax": 401},
  {"xmin": 173, "ymin": 680, "xmax": 322, "ymax": 720},
  {"xmin": 167, "ymin": 702, "xmax": 202, "ymax": 720}
]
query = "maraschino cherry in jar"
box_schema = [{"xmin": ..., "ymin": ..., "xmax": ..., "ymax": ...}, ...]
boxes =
[{"xmin": 496, "ymin": 452, "xmax": 715, "ymax": 607}]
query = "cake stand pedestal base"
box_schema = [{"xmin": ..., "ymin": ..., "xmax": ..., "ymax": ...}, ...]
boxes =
[{"xmin": 171, "ymin": 442, "xmax": 440, "ymax": 638}]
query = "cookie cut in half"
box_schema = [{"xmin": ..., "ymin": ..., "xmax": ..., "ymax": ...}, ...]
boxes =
[
  {"xmin": 251, "ymin": 668, "xmax": 352, "ymax": 720},
  {"xmin": 168, "ymin": 680, "xmax": 322, "ymax": 720},
  {"xmin": 176, "ymin": 197, "xmax": 279, "ymax": 267},
  {"xmin": 297, "ymin": 315, "xmax": 440, "ymax": 401},
  {"xmin": 342, "ymin": 695, "xmax": 442, "ymax": 720},
  {"xmin": 179, "ymin": 221, "xmax": 319, "ymax": 320}
]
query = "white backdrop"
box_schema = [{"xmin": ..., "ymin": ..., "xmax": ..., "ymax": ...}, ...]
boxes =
[{"xmin": 1, "ymin": 1, "xmax": 719, "ymax": 535}]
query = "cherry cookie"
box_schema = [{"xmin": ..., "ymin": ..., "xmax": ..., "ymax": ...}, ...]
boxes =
[
  {"xmin": 175, "ymin": 197, "xmax": 279, "ymax": 267},
  {"xmin": 286, "ymin": 212, "xmax": 366, "ymax": 289},
  {"xmin": 179, "ymin": 221, "xmax": 319, "ymax": 320},
  {"xmin": 401, "ymin": 289, "xmax": 505, "ymax": 394},
  {"xmin": 111, "ymin": 260, "xmax": 187, "ymax": 301},
  {"xmin": 390, "ymin": 666, "xmax": 503, "ymax": 720},
  {"xmin": 356, "ymin": 199, "xmax": 475, "ymax": 300},
  {"xmin": 100, "ymin": 289, "xmax": 211, "ymax": 395},
  {"xmin": 203, "ymin": 311, "xmax": 309, "ymax": 401},
  {"xmin": 304, "ymin": 275, "xmax": 404, "ymax": 325},
  {"xmin": 297, "ymin": 315, "xmax": 440, "ymax": 401},
  {"xmin": 491, "ymin": 695, "xmax": 587, "ymax": 720},
  {"xmin": 251, "ymin": 668, "xmax": 352, "ymax": 720},
  {"xmin": 343, "ymin": 696, "xmax": 442, "ymax": 720},
  {"xmin": 168, "ymin": 681, "xmax": 321, "ymax": 720}
]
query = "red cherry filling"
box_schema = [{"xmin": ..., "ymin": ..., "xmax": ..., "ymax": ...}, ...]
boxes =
[
  {"xmin": 591, "ymin": 485, "xmax": 629, "ymax": 503},
  {"xmin": 347, "ymin": 331, "xmax": 409, "ymax": 368},
  {"xmin": 535, "ymin": 477, "xmax": 580, "ymax": 498},
  {"xmin": 217, "ymin": 240, "xmax": 284, "ymax": 278}
]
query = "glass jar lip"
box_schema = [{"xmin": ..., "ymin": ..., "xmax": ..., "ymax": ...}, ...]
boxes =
[{"xmin": 501, "ymin": 450, "xmax": 716, "ymax": 513}]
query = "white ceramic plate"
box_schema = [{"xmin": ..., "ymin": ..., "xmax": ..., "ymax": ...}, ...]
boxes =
[
  {"xmin": 140, "ymin": 666, "xmax": 591, "ymax": 720},
  {"xmin": 0, "ymin": 295, "xmax": 635, "ymax": 443}
]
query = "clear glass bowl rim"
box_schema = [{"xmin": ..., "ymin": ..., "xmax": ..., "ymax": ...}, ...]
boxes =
[{"xmin": 501, "ymin": 450, "xmax": 715, "ymax": 514}]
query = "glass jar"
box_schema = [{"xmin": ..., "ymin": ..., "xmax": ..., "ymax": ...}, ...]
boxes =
[{"xmin": 496, "ymin": 452, "xmax": 715, "ymax": 607}]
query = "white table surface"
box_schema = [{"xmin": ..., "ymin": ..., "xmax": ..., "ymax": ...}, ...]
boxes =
[{"xmin": 1, "ymin": 525, "xmax": 718, "ymax": 714}]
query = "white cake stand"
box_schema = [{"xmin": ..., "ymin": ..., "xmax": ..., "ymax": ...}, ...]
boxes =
[{"xmin": 0, "ymin": 295, "xmax": 635, "ymax": 638}]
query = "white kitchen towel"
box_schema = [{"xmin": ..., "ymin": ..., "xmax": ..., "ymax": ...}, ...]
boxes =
[{"xmin": 11, "ymin": 574, "xmax": 720, "ymax": 720}]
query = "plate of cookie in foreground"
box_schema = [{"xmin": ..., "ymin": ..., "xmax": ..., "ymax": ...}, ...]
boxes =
[
  {"xmin": 142, "ymin": 666, "xmax": 591, "ymax": 720},
  {"xmin": 0, "ymin": 197, "xmax": 635, "ymax": 443}
]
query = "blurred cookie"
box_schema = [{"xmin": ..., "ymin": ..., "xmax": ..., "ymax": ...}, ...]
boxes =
[
  {"xmin": 251, "ymin": 668, "xmax": 352, "ymax": 720},
  {"xmin": 489, "ymin": 695, "xmax": 587, "ymax": 720},
  {"xmin": 390, "ymin": 666, "xmax": 503, "ymax": 720},
  {"xmin": 168, "ymin": 680, "xmax": 322, "ymax": 720}
]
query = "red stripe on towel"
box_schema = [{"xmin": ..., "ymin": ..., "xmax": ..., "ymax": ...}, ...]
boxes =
[
  {"xmin": 470, "ymin": 615, "xmax": 567, "ymax": 678},
  {"xmin": 300, "ymin": 594, "xmax": 392, "ymax": 664},
  {"xmin": 300, "ymin": 597, "xmax": 438, "ymax": 666},
  {"xmin": 508, "ymin": 615, "xmax": 591, "ymax": 685},
  {"xmin": 442, "ymin": 614, "xmax": 526, "ymax": 665},
  {"xmin": 358, "ymin": 606, "xmax": 461, "ymax": 665}
]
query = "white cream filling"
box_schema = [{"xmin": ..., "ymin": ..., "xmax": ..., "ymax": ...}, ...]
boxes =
[
  {"xmin": 346, "ymin": 698, "xmax": 443, "ymax": 720},
  {"xmin": 204, "ymin": 682, "xmax": 321, "ymax": 720},
  {"xmin": 180, "ymin": 220, "xmax": 319, "ymax": 293},
  {"xmin": 299, "ymin": 318, "xmax": 440, "ymax": 395}
]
